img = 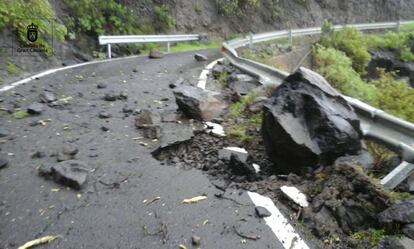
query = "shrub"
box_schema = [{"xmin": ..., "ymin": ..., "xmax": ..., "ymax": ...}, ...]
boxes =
[
  {"xmin": 63, "ymin": 0, "xmax": 140, "ymax": 37},
  {"xmin": 216, "ymin": 0, "xmax": 261, "ymax": 16},
  {"xmin": 314, "ymin": 45, "xmax": 414, "ymax": 123},
  {"xmin": 319, "ymin": 27, "xmax": 371, "ymax": 74},
  {"xmin": 0, "ymin": 0, "xmax": 67, "ymax": 54},
  {"xmin": 313, "ymin": 45, "xmax": 377, "ymax": 102},
  {"xmin": 370, "ymin": 69, "xmax": 414, "ymax": 122},
  {"xmin": 365, "ymin": 31, "xmax": 414, "ymax": 62},
  {"xmin": 153, "ymin": 5, "xmax": 176, "ymax": 31}
]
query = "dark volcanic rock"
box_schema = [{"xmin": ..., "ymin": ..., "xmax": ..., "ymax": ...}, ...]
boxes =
[
  {"xmin": 57, "ymin": 145, "xmax": 78, "ymax": 162},
  {"xmin": 135, "ymin": 110, "xmax": 153, "ymax": 128},
  {"xmin": 262, "ymin": 68, "xmax": 362, "ymax": 173},
  {"xmin": 0, "ymin": 127, "xmax": 9, "ymax": 137},
  {"xmin": 229, "ymin": 154, "xmax": 256, "ymax": 176},
  {"xmin": 148, "ymin": 49, "xmax": 164, "ymax": 59},
  {"xmin": 31, "ymin": 151, "xmax": 46, "ymax": 159},
  {"xmin": 142, "ymin": 125, "xmax": 162, "ymax": 139},
  {"xmin": 194, "ymin": 53, "xmax": 208, "ymax": 61},
  {"xmin": 51, "ymin": 160, "xmax": 88, "ymax": 189},
  {"xmin": 97, "ymin": 83, "xmax": 107, "ymax": 89},
  {"xmin": 98, "ymin": 111, "xmax": 112, "ymax": 119},
  {"xmin": 0, "ymin": 158, "xmax": 8, "ymax": 169},
  {"xmin": 255, "ymin": 206, "xmax": 271, "ymax": 218},
  {"xmin": 39, "ymin": 92, "xmax": 56, "ymax": 103},
  {"xmin": 403, "ymin": 224, "xmax": 414, "ymax": 240},
  {"xmin": 305, "ymin": 160, "xmax": 391, "ymax": 234},
  {"xmin": 377, "ymin": 236, "xmax": 405, "ymax": 249},
  {"xmin": 27, "ymin": 102, "xmax": 44, "ymax": 115},
  {"xmin": 191, "ymin": 235, "xmax": 201, "ymax": 246},
  {"xmin": 377, "ymin": 236, "xmax": 414, "ymax": 249},
  {"xmin": 368, "ymin": 50, "xmax": 414, "ymax": 87},
  {"xmin": 173, "ymin": 85, "xmax": 225, "ymax": 121},
  {"xmin": 378, "ymin": 199, "xmax": 414, "ymax": 225},
  {"xmin": 103, "ymin": 92, "xmax": 117, "ymax": 101}
]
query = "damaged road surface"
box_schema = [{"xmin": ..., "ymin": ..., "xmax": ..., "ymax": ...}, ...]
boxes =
[{"xmin": 0, "ymin": 50, "xmax": 285, "ymax": 249}]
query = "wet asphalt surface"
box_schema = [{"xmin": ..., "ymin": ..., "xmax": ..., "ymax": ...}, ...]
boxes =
[{"xmin": 0, "ymin": 50, "xmax": 284, "ymax": 249}]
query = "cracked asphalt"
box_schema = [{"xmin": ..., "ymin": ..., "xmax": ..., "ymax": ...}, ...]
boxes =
[{"xmin": 0, "ymin": 50, "xmax": 284, "ymax": 249}]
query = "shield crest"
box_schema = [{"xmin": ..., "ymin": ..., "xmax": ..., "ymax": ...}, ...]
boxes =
[{"xmin": 27, "ymin": 23, "xmax": 38, "ymax": 42}]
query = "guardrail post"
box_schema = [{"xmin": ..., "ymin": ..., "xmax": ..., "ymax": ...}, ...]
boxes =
[
  {"xmin": 107, "ymin": 44, "xmax": 112, "ymax": 59},
  {"xmin": 289, "ymin": 29, "xmax": 293, "ymax": 49},
  {"xmin": 397, "ymin": 20, "xmax": 401, "ymax": 32},
  {"xmin": 249, "ymin": 33, "xmax": 253, "ymax": 49},
  {"xmin": 381, "ymin": 161, "xmax": 414, "ymax": 189},
  {"xmin": 167, "ymin": 42, "xmax": 170, "ymax": 52}
]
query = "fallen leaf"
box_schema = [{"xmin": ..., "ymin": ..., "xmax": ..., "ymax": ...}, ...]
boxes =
[
  {"xmin": 182, "ymin": 195, "xmax": 207, "ymax": 204},
  {"xmin": 18, "ymin": 235, "xmax": 59, "ymax": 249},
  {"xmin": 179, "ymin": 245, "xmax": 187, "ymax": 249}
]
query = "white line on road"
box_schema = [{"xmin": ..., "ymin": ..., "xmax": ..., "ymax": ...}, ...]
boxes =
[
  {"xmin": 197, "ymin": 58, "xmax": 224, "ymax": 89},
  {"xmin": 0, "ymin": 56, "xmax": 142, "ymax": 93},
  {"xmin": 247, "ymin": 191, "xmax": 310, "ymax": 249}
]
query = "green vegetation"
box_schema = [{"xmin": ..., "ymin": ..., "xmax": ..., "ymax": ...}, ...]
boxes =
[
  {"xmin": 371, "ymin": 69, "xmax": 414, "ymax": 121},
  {"xmin": 350, "ymin": 229, "xmax": 385, "ymax": 247},
  {"xmin": 6, "ymin": 61, "xmax": 18, "ymax": 75},
  {"xmin": 319, "ymin": 27, "xmax": 371, "ymax": 74},
  {"xmin": 0, "ymin": 0, "xmax": 67, "ymax": 54},
  {"xmin": 387, "ymin": 191, "xmax": 412, "ymax": 202},
  {"xmin": 365, "ymin": 30, "xmax": 414, "ymax": 62},
  {"xmin": 12, "ymin": 110, "xmax": 29, "ymax": 119},
  {"xmin": 216, "ymin": 71, "xmax": 230, "ymax": 85},
  {"xmin": 227, "ymin": 92, "xmax": 262, "ymax": 142},
  {"xmin": 170, "ymin": 41, "xmax": 220, "ymax": 52},
  {"xmin": 216, "ymin": 0, "xmax": 261, "ymax": 16},
  {"xmin": 313, "ymin": 24, "xmax": 414, "ymax": 123},
  {"xmin": 63, "ymin": 0, "xmax": 140, "ymax": 37},
  {"xmin": 313, "ymin": 45, "xmax": 377, "ymax": 102},
  {"xmin": 153, "ymin": 4, "xmax": 176, "ymax": 31}
]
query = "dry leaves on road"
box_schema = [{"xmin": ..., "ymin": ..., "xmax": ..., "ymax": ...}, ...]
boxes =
[
  {"xmin": 18, "ymin": 235, "xmax": 59, "ymax": 249},
  {"xmin": 182, "ymin": 195, "xmax": 208, "ymax": 204}
]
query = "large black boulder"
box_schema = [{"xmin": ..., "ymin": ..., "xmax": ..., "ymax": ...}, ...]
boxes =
[
  {"xmin": 378, "ymin": 199, "xmax": 414, "ymax": 225},
  {"xmin": 368, "ymin": 50, "xmax": 414, "ymax": 87},
  {"xmin": 262, "ymin": 67, "xmax": 362, "ymax": 173}
]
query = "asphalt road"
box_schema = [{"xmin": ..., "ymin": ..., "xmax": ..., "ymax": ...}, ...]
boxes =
[{"xmin": 0, "ymin": 50, "xmax": 285, "ymax": 249}]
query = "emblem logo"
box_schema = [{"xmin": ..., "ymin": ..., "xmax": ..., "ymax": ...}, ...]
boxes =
[{"xmin": 27, "ymin": 23, "xmax": 38, "ymax": 42}]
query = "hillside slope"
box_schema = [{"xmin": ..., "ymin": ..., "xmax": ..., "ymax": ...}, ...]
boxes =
[{"xmin": 1, "ymin": 0, "xmax": 414, "ymax": 84}]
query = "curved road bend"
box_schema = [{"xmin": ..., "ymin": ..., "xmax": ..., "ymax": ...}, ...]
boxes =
[{"xmin": 0, "ymin": 50, "xmax": 285, "ymax": 249}]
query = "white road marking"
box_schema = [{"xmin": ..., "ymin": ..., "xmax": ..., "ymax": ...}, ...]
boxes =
[
  {"xmin": 204, "ymin": 122, "xmax": 225, "ymax": 136},
  {"xmin": 252, "ymin": 163, "xmax": 261, "ymax": 173},
  {"xmin": 197, "ymin": 58, "xmax": 224, "ymax": 89},
  {"xmin": 224, "ymin": 147, "xmax": 248, "ymax": 154},
  {"xmin": 0, "ymin": 56, "xmax": 142, "ymax": 93},
  {"xmin": 198, "ymin": 55, "xmax": 310, "ymax": 249},
  {"xmin": 280, "ymin": 186, "xmax": 309, "ymax": 208},
  {"xmin": 247, "ymin": 192, "xmax": 310, "ymax": 249}
]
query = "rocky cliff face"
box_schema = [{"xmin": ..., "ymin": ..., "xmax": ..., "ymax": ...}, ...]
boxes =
[
  {"xmin": 2, "ymin": 0, "xmax": 414, "ymax": 83},
  {"xmin": 144, "ymin": 0, "xmax": 414, "ymax": 37}
]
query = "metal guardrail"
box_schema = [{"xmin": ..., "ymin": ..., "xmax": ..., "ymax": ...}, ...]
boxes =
[
  {"xmin": 222, "ymin": 20, "xmax": 414, "ymax": 189},
  {"xmin": 99, "ymin": 34, "xmax": 200, "ymax": 59}
]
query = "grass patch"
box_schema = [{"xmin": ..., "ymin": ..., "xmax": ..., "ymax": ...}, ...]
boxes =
[
  {"xmin": 227, "ymin": 91, "xmax": 262, "ymax": 142},
  {"xmin": 6, "ymin": 61, "xmax": 18, "ymax": 75},
  {"xmin": 227, "ymin": 123, "xmax": 253, "ymax": 142},
  {"xmin": 12, "ymin": 110, "xmax": 29, "ymax": 119},
  {"xmin": 387, "ymin": 191, "xmax": 412, "ymax": 202},
  {"xmin": 350, "ymin": 229, "xmax": 385, "ymax": 247},
  {"xmin": 170, "ymin": 41, "xmax": 220, "ymax": 52}
]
